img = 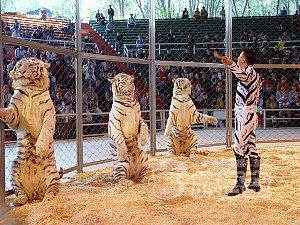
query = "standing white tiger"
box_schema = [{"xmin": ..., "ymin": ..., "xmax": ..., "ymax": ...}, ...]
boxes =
[
  {"xmin": 0, "ymin": 57, "xmax": 62, "ymax": 206},
  {"xmin": 164, "ymin": 78, "xmax": 218, "ymax": 156},
  {"xmin": 108, "ymin": 73, "xmax": 149, "ymax": 187}
]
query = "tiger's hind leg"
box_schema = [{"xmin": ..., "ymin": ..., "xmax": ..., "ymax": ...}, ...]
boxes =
[
  {"xmin": 134, "ymin": 151, "xmax": 149, "ymax": 182},
  {"xmin": 11, "ymin": 160, "xmax": 29, "ymax": 206},
  {"xmin": 43, "ymin": 158, "xmax": 62, "ymax": 202},
  {"xmin": 190, "ymin": 132, "xmax": 208, "ymax": 156},
  {"xmin": 167, "ymin": 135, "xmax": 177, "ymax": 155},
  {"xmin": 113, "ymin": 161, "xmax": 134, "ymax": 187}
]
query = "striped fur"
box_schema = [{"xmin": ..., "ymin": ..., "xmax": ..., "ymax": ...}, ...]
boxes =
[
  {"xmin": 108, "ymin": 73, "xmax": 149, "ymax": 186},
  {"xmin": 164, "ymin": 78, "xmax": 218, "ymax": 156},
  {"xmin": 0, "ymin": 58, "xmax": 62, "ymax": 206}
]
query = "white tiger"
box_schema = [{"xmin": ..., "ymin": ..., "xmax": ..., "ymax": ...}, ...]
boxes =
[
  {"xmin": 164, "ymin": 78, "xmax": 218, "ymax": 156},
  {"xmin": 108, "ymin": 73, "xmax": 149, "ymax": 187},
  {"xmin": 0, "ymin": 57, "xmax": 62, "ymax": 206}
]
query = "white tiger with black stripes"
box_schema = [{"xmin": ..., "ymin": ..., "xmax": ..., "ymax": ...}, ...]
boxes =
[
  {"xmin": 164, "ymin": 78, "xmax": 218, "ymax": 156},
  {"xmin": 0, "ymin": 57, "xmax": 62, "ymax": 206},
  {"xmin": 108, "ymin": 73, "xmax": 149, "ymax": 187}
]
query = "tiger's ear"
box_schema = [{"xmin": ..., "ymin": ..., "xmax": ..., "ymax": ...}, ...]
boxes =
[
  {"xmin": 108, "ymin": 77, "xmax": 115, "ymax": 83},
  {"xmin": 172, "ymin": 78, "xmax": 177, "ymax": 83}
]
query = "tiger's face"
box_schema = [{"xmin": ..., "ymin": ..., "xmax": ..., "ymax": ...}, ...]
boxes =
[
  {"xmin": 108, "ymin": 73, "xmax": 135, "ymax": 99},
  {"xmin": 173, "ymin": 78, "xmax": 192, "ymax": 96},
  {"xmin": 10, "ymin": 57, "xmax": 50, "ymax": 89}
]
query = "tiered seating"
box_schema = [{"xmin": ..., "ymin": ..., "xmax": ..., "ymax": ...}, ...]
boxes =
[
  {"xmin": 1, "ymin": 13, "xmax": 71, "ymax": 40},
  {"xmin": 90, "ymin": 15, "xmax": 296, "ymax": 55}
]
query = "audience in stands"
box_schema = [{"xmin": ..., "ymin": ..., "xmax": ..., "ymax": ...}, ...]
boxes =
[
  {"xmin": 181, "ymin": 8, "xmax": 189, "ymax": 20},
  {"xmin": 127, "ymin": 14, "xmax": 136, "ymax": 29}
]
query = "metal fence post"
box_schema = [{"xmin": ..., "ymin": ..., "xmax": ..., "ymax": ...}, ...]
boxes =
[
  {"xmin": 0, "ymin": 13, "xmax": 5, "ymax": 205},
  {"xmin": 75, "ymin": 0, "xmax": 83, "ymax": 173},
  {"xmin": 225, "ymin": 0, "xmax": 233, "ymax": 148},
  {"xmin": 149, "ymin": 0, "xmax": 157, "ymax": 156}
]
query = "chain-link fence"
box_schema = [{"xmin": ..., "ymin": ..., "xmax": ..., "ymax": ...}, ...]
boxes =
[{"xmin": 1, "ymin": 0, "xmax": 300, "ymax": 200}]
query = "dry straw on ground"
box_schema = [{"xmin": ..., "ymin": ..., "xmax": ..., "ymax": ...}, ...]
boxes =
[{"xmin": 2, "ymin": 145, "xmax": 300, "ymax": 225}]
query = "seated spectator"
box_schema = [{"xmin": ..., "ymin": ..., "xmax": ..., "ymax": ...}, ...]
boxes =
[
  {"xmin": 136, "ymin": 35, "xmax": 145, "ymax": 49},
  {"xmin": 266, "ymin": 94, "xmax": 279, "ymax": 127},
  {"xmin": 186, "ymin": 34, "xmax": 196, "ymax": 51},
  {"xmin": 164, "ymin": 49, "xmax": 175, "ymax": 61},
  {"xmin": 291, "ymin": 98, "xmax": 300, "ymax": 119},
  {"xmin": 194, "ymin": 8, "xmax": 201, "ymax": 21},
  {"xmin": 276, "ymin": 75, "xmax": 290, "ymax": 91},
  {"xmin": 278, "ymin": 91, "xmax": 292, "ymax": 119},
  {"xmin": 181, "ymin": 8, "xmax": 189, "ymax": 20},
  {"xmin": 262, "ymin": 83, "xmax": 275, "ymax": 107},
  {"xmin": 55, "ymin": 91, "xmax": 66, "ymax": 114},
  {"xmin": 63, "ymin": 102, "xmax": 75, "ymax": 122},
  {"xmin": 3, "ymin": 85, "xmax": 12, "ymax": 108},
  {"xmin": 84, "ymin": 31, "xmax": 93, "ymax": 43},
  {"xmin": 89, "ymin": 103, "xmax": 102, "ymax": 124},
  {"xmin": 135, "ymin": 48, "xmax": 145, "ymax": 59},
  {"xmin": 82, "ymin": 103, "xmax": 92, "ymax": 134},
  {"xmin": 167, "ymin": 29, "xmax": 176, "ymax": 43},
  {"xmin": 115, "ymin": 32, "xmax": 124, "ymax": 53},
  {"xmin": 156, "ymin": 32, "xmax": 164, "ymax": 43},
  {"xmin": 127, "ymin": 14, "xmax": 136, "ymax": 29},
  {"xmin": 14, "ymin": 46, "xmax": 27, "ymax": 60},
  {"xmin": 183, "ymin": 48, "xmax": 194, "ymax": 62},
  {"xmin": 105, "ymin": 22, "xmax": 114, "ymax": 34},
  {"xmin": 3, "ymin": 22, "xmax": 12, "ymax": 36},
  {"xmin": 289, "ymin": 85, "xmax": 299, "ymax": 107}
]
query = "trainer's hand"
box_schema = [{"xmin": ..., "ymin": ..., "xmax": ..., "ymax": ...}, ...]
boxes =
[{"xmin": 214, "ymin": 51, "xmax": 233, "ymax": 66}]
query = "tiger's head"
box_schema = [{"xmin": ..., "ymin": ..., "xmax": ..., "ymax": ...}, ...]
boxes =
[
  {"xmin": 172, "ymin": 78, "xmax": 192, "ymax": 96},
  {"xmin": 108, "ymin": 73, "xmax": 135, "ymax": 101},
  {"xmin": 10, "ymin": 57, "xmax": 50, "ymax": 90}
]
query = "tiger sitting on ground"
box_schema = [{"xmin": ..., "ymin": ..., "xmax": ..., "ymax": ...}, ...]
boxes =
[
  {"xmin": 108, "ymin": 73, "xmax": 149, "ymax": 187},
  {"xmin": 164, "ymin": 78, "xmax": 218, "ymax": 157},
  {"xmin": 0, "ymin": 57, "xmax": 62, "ymax": 206}
]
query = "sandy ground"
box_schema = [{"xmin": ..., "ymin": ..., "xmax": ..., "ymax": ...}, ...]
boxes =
[{"xmin": 1, "ymin": 144, "xmax": 300, "ymax": 225}]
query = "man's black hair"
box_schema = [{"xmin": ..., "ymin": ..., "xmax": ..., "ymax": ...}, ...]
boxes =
[{"xmin": 242, "ymin": 48, "xmax": 256, "ymax": 65}]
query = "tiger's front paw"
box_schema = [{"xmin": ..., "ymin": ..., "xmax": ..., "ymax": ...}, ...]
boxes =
[
  {"xmin": 35, "ymin": 140, "xmax": 49, "ymax": 158},
  {"xmin": 43, "ymin": 191, "xmax": 55, "ymax": 202},
  {"xmin": 140, "ymin": 131, "xmax": 148, "ymax": 146},
  {"xmin": 209, "ymin": 116, "xmax": 218, "ymax": 125},
  {"xmin": 13, "ymin": 194, "xmax": 28, "ymax": 206}
]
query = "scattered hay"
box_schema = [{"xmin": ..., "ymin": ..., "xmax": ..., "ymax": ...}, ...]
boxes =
[{"xmin": 5, "ymin": 145, "xmax": 300, "ymax": 225}]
